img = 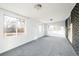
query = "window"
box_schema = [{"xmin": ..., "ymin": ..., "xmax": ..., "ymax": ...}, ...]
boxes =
[
  {"xmin": 38, "ymin": 24, "xmax": 44, "ymax": 34},
  {"xmin": 38, "ymin": 25, "xmax": 42, "ymax": 33},
  {"xmin": 4, "ymin": 15, "xmax": 25, "ymax": 36},
  {"xmin": 49, "ymin": 25, "xmax": 61, "ymax": 31},
  {"xmin": 48, "ymin": 25, "xmax": 65, "ymax": 34}
]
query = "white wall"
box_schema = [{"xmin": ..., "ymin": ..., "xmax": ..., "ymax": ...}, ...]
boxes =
[
  {"xmin": 46, "ymin": 21, "xmax": 65, "ymax": 37},
  {"xmin": 43, "ymin": 23, "xmax": 48, "ymax": 35},
  {"xmin": 0, "ymin": 9, "xmax": 44, "ymax": 54}
]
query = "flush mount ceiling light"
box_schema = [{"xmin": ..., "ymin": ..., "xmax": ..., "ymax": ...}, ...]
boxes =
[
  {"xmin": 34, "ymin": 4, "xmax": 42, "ymax": 10},
  {"xmin": 50, "ymin": 18, "xmax": 53, "ymax": 21}
]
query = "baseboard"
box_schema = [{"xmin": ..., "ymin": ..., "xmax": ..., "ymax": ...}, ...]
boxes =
[{"xmin": 0, "ymin": 35, "xmax": 45, "ymax": 55}]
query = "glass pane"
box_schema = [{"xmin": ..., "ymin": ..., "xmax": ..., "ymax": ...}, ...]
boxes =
[
  {"xmin": 4, "ymin": 15, "xmax": 25, "ymax": 36},
  {"xmin": 17, "ymin": 19, "xmax": 25, "ymax": 33},
  {"xmin": 38, "ymin": 25, "xmax": 42, "ymax": 33},
  {"xmin": 4, "ymin": 15, "xmax": 18, "ymax": 36}
]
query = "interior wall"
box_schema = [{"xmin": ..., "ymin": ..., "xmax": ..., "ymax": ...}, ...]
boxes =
[
  {"xmin": 0, "ymin": 8, "xmax": 44, "ymax": 54},
  {"xmin": 65, "ymin": 16, "xmax": 73, "ymax": 43},
  {"xmin": 43, "ymin": 23, "xmax": 48, "ymax": 36},
  {"xmin": 46, "ymin": 20, "xmax": 65, "ymax": 37}
]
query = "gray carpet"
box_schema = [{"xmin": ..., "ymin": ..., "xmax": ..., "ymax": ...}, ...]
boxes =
[{"xmin": 0, "ymin": 36, "xmax": 77, "ymax": 56}]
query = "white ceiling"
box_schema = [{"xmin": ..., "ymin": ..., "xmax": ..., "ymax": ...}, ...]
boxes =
[{"xmin": 0, "ymin": 3, "xmax": 76, "ymax": 23}]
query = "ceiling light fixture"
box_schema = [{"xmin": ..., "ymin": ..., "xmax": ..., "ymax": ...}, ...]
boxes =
[
  {"xmin": 34, "ymin": 4, "xmax": 42, "ymax": 10},
  {"xmin": 50, "ymin": 18, "xmax": 53, "ymax": 21}
]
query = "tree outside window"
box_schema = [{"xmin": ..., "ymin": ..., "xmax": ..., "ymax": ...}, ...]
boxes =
[{"xmin": 4, "ymin": 15, "xmax": 25, "ymax": 36}]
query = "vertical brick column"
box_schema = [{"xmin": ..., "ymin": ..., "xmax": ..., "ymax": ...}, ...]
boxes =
[{"xmin": 71, "ymin": 3, "xmax": 79, "ymax": 55}]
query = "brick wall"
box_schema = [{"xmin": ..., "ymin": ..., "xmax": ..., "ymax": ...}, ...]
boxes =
[
  {"xmin": 65, "ymin": 3, "xmax": 79, "ymax": 55},
  {"xmin": 71, "ymin": 3, "xmax": 79, "ymax": 55}
]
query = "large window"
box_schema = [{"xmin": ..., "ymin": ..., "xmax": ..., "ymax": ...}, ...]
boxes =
[
  {"xmin": 47, "ymin": 25, "xmax": 65, "ymax": 37},
  {"xmin": 4, "ymin": 15, "xmax": 25, "ymax": 36},
  {"xmin": 48, "ymin": 25, "xmax": 62, "ymax": 32},
  {"xmin": 38, "ymin": 24, "xmax": 44, "ymax": 34}
]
